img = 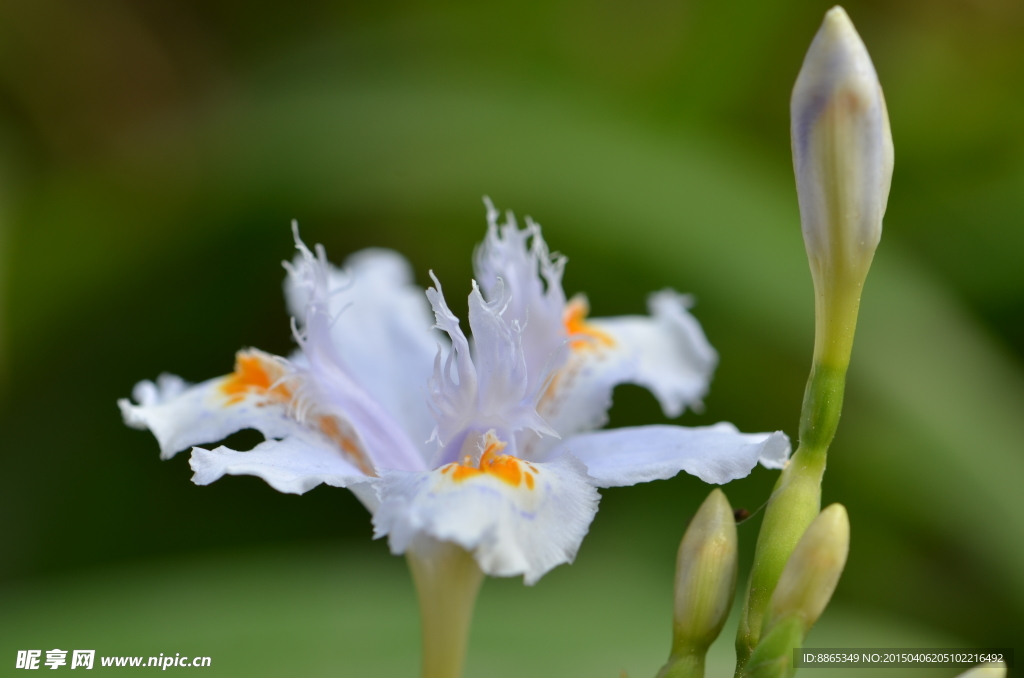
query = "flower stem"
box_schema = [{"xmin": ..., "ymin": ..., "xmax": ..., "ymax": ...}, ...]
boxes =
[
  {"xmin": 734, "ymin": 442, "xmax": 825, "ymax": 676},
  {"xmin": 744, "ymin": 615, "xmax": 804, "ymax": 678},
  {"xmin": 735, "ymin": 249, "xmax": 860, "ymax": 678},
  {"xmin": 406, "ymin": 539, "xmax": 484, "ymax": 678},
  {"xmin": 735, "ymin": 341, "xmax": 852, "ymax": 675},
  {"xmin": 658, "ymin": 650, "xmax": 706, "ymax": 678}
]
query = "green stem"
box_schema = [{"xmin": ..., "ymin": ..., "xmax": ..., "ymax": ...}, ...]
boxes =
[
  {"xmin": 735, "ymin": 272, "xmax": 859, "ymax": 676},
  {"xmin": 735, "ymin": 357, "xmax": 848, "ymax": 675},
  {"xmin": 744, "ymin": 616, "xmax": 804, "ymax": 678},
  {"xmin": 734, "ymin": 444, "xmax": 824, "ymax": 676},
  {"xmin": 407, "ymin": 540, "xmax": 484, "ymax": 678},
  {"xmin": 797, "ymin": 363, "xmax": 846, "ymax": 453},
  {"xmin": 658, "ymin": 651, "xmax": 706, "ymax": 678}
]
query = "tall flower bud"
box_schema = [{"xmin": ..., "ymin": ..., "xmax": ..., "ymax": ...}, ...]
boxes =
[
  {"xmin": 736, "ymin": 9, "xmax": 889, "ymax": 674},
  {"xmin": 791, "ymin": 5, "xmax": 893, "ymax": 370},
  {"xmin": 657, "ymin": 489, "xmax": 738, "ymax": 678},
  {"xmin": 764, "ymin": 503, "xmax": 850, "ymax": 637}
]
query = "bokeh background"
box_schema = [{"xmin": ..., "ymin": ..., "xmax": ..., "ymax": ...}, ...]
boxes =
[{"xmin": 1, "ymin": 0, "xmax": 1022, "ymax": 675}]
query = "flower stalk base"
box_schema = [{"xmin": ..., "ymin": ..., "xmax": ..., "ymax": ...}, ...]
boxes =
[{"xmin": 407, "ymin": 540, "xmax": 485, "ymax": 678}]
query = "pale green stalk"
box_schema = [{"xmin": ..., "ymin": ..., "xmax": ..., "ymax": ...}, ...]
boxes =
[{"xmin": 406, "ymin": 538, "xmax": 484, "ymax": 678}]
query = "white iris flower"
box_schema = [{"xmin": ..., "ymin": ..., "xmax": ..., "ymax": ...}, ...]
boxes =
[{"xmin": 120, "ymin": 201, "xmax": 789, "ymax": 584}]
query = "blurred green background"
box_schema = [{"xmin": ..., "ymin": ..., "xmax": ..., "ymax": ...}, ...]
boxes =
[{"xmin": 1, "ymin": 0, "xmax": 1022, "ymax": 675}]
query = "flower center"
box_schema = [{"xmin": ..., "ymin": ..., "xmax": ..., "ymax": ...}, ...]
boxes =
[{"xmin": 441, "ymin": 432, "xmax": 539, "ymax": 489}]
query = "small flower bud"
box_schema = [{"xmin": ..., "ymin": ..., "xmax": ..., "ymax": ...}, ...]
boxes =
[
  {"xmin": 764, "ymin": 503, "xmax": 850, "ymax": 636},
  {"xmin": 955, "ymin": 663, "xmax": 1008, "ymax": 678},
  {"xmin": 658, "ymin": 489, "xmax": 738, "ymax": 678},
  {"xmin": 792, "ymin": 6, "xmax": 893, "ymax": 296}
]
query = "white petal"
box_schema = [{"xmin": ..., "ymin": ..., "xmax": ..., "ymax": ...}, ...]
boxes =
[
  {"xmin": 287, "ymin": 230, "xmax": 428, "ymax": 472},
  {"xmin": 590, "ymin": 290, "xmax": 717, "ymax": 416},
  {"xmin": 531, "ymin": 290, "xmax": 716, "ymax": 457},
  {"xmin": 548, "ymin": 423, "xmax": 791, "ymax": 488},
  {"xmin": 285, "ymin": 244, "xmax": 442, "ymax": 454},
  {"xmin": 373, "ymin": 450, "xmax": 599, "ymax": 585},
  {"xmin": 756, "ymin": 433, "xmax": 791, "ymax": 470},
  {"xmin": 474, "ymin": 199, "xmax": 568, "ymax": 394},
  {"xmin": 124, "ymin": 228, "xmax": 430, "ymax": 481},
  {"xmin": 118, "ymin": 352, "xmax": 299, "ymax": 460},
  {"xmin": 190, "ymin": 432, "xmax": 377, "ymax": 505},
  {"xmin": 130, "ymin": 373, "xmax": 188, "ymax": 406},
  {"xmin": 121, "ymin": 348, "xmax": 385, "ymax": 478}
]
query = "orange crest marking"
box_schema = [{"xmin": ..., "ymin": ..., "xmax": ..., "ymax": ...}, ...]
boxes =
[
  {"xmin": 220, "ymin": 350, "xmax": 376, "ymax": 476},
  {"xmin": 444, "ymin": 432, "xmax": 539, "ymax": 490},
  {"xmin": 220, "ymin": 351, "xmax": 293, "ymax": 405},
  {"xmin": 564, "ymin": 295, "xmax": 615, "ymax": 351}
]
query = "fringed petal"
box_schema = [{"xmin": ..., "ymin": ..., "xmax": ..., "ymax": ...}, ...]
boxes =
[
  {"xmin": 474, "ymin": 199, "xmax": 568, "ymax": 394},
  {"xmin": 284, "ymin": 243, "xmax": 441, "ymax": 457},
  {"xmin": 373, "ymin": 432, "xmax": 598, "ymax": 584},
  {"xmin": 529, "ymin": 290, "xmax": 716, "ymax": 458},
  {"xmin": 119, "ymin": 350, "xmax": 300, "ymax": 461}
]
